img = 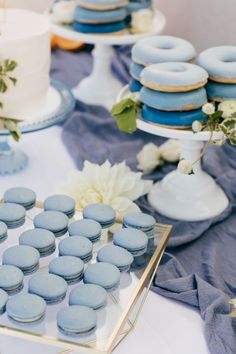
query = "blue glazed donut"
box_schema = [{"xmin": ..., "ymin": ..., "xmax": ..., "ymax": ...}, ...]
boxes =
[
  {"xmin": 198, "ymin": 46, "xmax": 236, "ymax": 83},
  {"xmin": 140, "ymin": 87, "xmax": 207, "ymax": 111},
  {"xmin": 130, "ymin": 62, "xmax": 144, "ymax": 80},
  {"xmin": 73, "ymin": 20, "xmax": 126, "ymax": 34},
  {"xmin": 74, "ymin": 6, "xmax": 127, "ymax": 23},
  {"xmin": 132, "ymin": 35, "xmax": 196, "ymax": 66},
  {"xmin": 129, "ymin": 78, "xmax": 142, "ymax": 92},
  {"xmin": 141, "ymin": 105, "xmax": 207, "ymax": 129},
  {"xmin": 141, "ymin": 62, "xmax": 208, "ymax": 92},
  {"xmin": 206, "ymin": 80, "xmax": 236, "ymax": 101},
  {"xmin": 77, "ymin": 0, "xmax": 128, "ymax": 10}
]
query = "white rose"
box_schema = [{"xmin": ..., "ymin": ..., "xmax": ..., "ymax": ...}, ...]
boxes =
[
  {"xmin": 202, "ymin": 103, "xmax": 215, "ymax": 115},
  {"xmin": 218, "ymin": 100, "xmax": 236, "ymax": 119},
  {"xmin": 177, "ymin": 159, "xmax": 193, "ymax": 175},
  {"xmin": 159, "ymin": 139, "xmax": 181, "ymax": 163},
  {"xmin": 137, "ymin": 143, "xmax": 163, "ymax": 173},
  {"xmin": 52, "ymin": 0, "xmax": 76, "ymax": 24},
  {"xmin": 192, "ymin": 120, "xmax": 203, "ymax": 133},
  {"xmin": 131, "ymin": 9, "xmax": 153, "ymax": 34}
]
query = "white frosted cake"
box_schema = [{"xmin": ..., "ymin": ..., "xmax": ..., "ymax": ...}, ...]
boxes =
[{"xmin": 0, "ymin": 9, "xmax": 53, "ymax": 121}]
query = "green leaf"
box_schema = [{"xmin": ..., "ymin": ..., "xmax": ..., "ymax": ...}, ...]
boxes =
[
  {"xmin": 115, "ymin": 106, "xmax": 137, "ymax": 133},
  {"xmin": 9, "ymin": 77, "xmax": 17, "ymax": 85},
  {"xmin": 9, "ymin": 129, "xmax": 21, "ymax": 142},
  {"xmin": 0, "ymin": 102, "xmax": 3, "ymax": 109},
  {"xmin": 4, "ymin": 60, "xmax": 17, "ymax": 72},
  {"xmin": 211, "ymin": 110, "xmax": 223, "ymax": 120},
  {"xmin": 111, "ymin": 98, "xmax": 135, "ymax": 116},
  {"xmin": 0, "ymin": 79, "xmax": 8, "ymax": 93}
]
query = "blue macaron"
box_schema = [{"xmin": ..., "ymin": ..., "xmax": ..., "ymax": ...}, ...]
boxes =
[
  {"xmin": 83, "ymin": 203, "xmax": 116, "ymax": 228},
  {"xmin": 2, "ymin": 245, "xmax": 40, "ymax": 275},
  {"xmin": 57, "ymin": 305, "xmax": 97, "ymax": 336},
  {"xmin": 0, "ymin": 221, "xmax": 7, "ymax": 243},
  {"xmin": 33, "ymin": 211, "xmax": 69, "ymax": 237},
  {"xmin": 44, "ymin": 194, "xmax": 76, "ymax": 219},
  {"xmin": 6, "ymin": 293, "xmax": 46, "ymax": 323},
  {"xmin": 84, "ymin": 262, "xmax": 120, "ymax": 291},
  {"xmin": 69, "ymin": 284, "xmax": 107, "ymax": 310},
  {"xmin": 3, "ymin": 187, "xmax": 36, "ymax": 210},
  {"xmin": 19, "ymin": 228, "xmax": 56, "ymax": 257},
  {"xmin": 113, "ymin": 228, "xmax": 148, "ymax": 256},
  {"xmin": 0, "ymin": 289, "xmax": 8, "ymax": 315},
  {"xmin": 123, "ymin": 212, "xmax": 156, "ymax": 237},
  {"xmin": 29, "ymin": 273, "xmax": 68, "ymax": 304},
  {"xmin": 97, "ymin": 244, "xmax": 133, "ymax": 272},
  {"xmin": 59, "ymin": 236, "xmax": 93, "ymax": 263},
  {"xmin": 68, "ymin": 219, "xmax": 102, "ymax": 243},
  {"xmin": 49, "ymin": 256, "xmax": 84, "ymax": 284},
  {"xmin": 0, "ymin": 265, "xmax": 24, "ymax": 294},
  {"xmin": 0, "ymin": 203, "xmax": 26, "ymax": 228}
]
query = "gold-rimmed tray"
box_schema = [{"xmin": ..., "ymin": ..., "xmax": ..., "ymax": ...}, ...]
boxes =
[{"xmin": 0, "ymin": 201, "xmax": 172, "ymax": 354}]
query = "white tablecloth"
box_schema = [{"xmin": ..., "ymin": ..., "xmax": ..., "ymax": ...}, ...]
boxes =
[{"xmin": 0, "ymin": 126, "xmax": 209, "ymax": 354}]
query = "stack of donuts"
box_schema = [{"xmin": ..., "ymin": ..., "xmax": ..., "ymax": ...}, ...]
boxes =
[
  {"xmin": 73, "ymin": 0, "xmax": 129, "ymax": 34},
  {"xmin": 198, "ymin": 46, "xmax": 236, "ymax": 102},
  {"xmin": 129, "ymin": 35, "xmax": 196, "ymax": 93}
]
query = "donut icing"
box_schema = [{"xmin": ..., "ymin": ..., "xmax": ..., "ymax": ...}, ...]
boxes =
[
  {"xmin": 206, "ymin": 80, "xmax": 236, "ymax": 101},
  {"xmin": 77, "ymin": 0, "xmax": 128, "ymax": 10},
  {"xmin": 130, "ymin": 62, "xmax": 144, "ymax": 80},
  {"xmin": 198, "ymin": 46, "xmax": 236, "ymax": 83},
  {"xmin": 73, "ymin": 20, "xmax": 127, "ymax": 34},
  {"xmin": 140, "ymin": 87, "xmax": 207, "ymax": 111},
  {"xmin": 127, "ymin": 2, "xmax": 151, "ymax": 13},
  {"xmin": 129, "ymin": 78, "xmax": 142, "ymax": 92},
  {"xmin": 132, "ymin": 35, "xmax": 196, "ymax": 66},
  {"xmin": 74, "ymin": 6, "xmax": 127, "ymax": 23},
  {"xmin": 141, "ymin": 62, "xmax": 208, "ymax": 92},
  {"xmin": 141, "ymin": 105, "xmax": 207, "ymax": 128}
]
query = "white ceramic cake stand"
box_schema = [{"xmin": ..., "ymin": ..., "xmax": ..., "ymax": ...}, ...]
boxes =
[
  {"xmin": 118, "ymin": 86, "xmax": 229, "ymax": 222},
  {"xmin": 52, "ymin": 10, "xmax": 166, "ymax": 109}
]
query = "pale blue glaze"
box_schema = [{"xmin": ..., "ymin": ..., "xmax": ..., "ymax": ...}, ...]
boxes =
[
  {"xmin": 74, "ymin": 6, "xmax": 127, "ymax": 23},
  {"xmin": 130, "ymin": 62, "xmax": 144, "ymax": 80},
  {"xmin": 44, "ymin": 194, "xmax": 75, "ymax": 218},
  {"xmin": 140, "ymin": 87, "xmax": 207, "ymax": 111},
  {"xmin": 97, "ymin": 244, "xmax": 134, "ymax": 272},
  {"xmin": 113, "ymin": 228, "xmax": 148, "ymax": 256},
  {"xmin": 198, "ymin": 46, "xmax": 236, "ymax": 79},
  {"xmin": 69, "ymin": 284, "xmax": 107, "ymax": 309},
  {"xmin": 4, "ymin": 187, "xmax": 36, "ymax": 210},
  {"xmin": 84, "ymin": 262, "xmax": 120, "ymax": 291},
  {"xmin": 68, "ymin": 219, "xmax": 102, "ymax": 243},
  {"xmin": 206, "ymin": 80, "xmax": 236, "ymax": 100},
  {"xmin": 73, "ymin": 20, "xmax": 126, "ymax": 33},
  {"xmin": 132, "ymin": 35, "xmax": 196, "ymax": 65},
  {"xmin": 141, "ymin": 105, "xmax": 207, "ymax": 127}
]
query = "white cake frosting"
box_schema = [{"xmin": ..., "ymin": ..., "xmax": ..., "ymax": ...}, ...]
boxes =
[{"xmin": 0, "ymin": 9, "xmax": 51, "ymax": 121}]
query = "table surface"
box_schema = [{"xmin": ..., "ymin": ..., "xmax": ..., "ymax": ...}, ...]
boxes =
[{"xmin": 0, "ymin": 126, "xmax": 209, "ymax": 354}]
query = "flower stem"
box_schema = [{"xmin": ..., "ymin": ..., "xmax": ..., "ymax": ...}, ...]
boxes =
[{"xmin": 192, "ymin": 130, "xmax": 213, "ymax": 167}]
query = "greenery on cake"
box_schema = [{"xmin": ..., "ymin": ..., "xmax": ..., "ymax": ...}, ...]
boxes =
[{"xmin": 0, "ymin": 59, "xmax": 21, "ymax": 141}]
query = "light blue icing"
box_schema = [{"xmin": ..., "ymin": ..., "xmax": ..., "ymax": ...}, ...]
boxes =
[
  {"xmin": 198, "ymin": 46, "xmax": 236, "ymax": 79},
  {"xmin": 3, "ymin": 245, "xmax": 40, "ymax": 271},
  {"xmin": 57, "ymin": 305, "xmax": 97, "ymax": 334},
  {"xmin": 84, "ymin": 262, "xmax": 120, "ymax": 290},
  {"xmin": 59, "ymin": 236, "xmax": 93, "ymax": 262},
  {"xmin": 123, "ymin": 212, "xmax": 155, "ymax": 229},
  {"xmin": 141, "ymin": 62, "xmax": 208, "ymax": 87},
  {"xmin": 140, "ymin": 87, "xmax": 207, "ymax": 111},
  {"xmin": 4, "ymin": 187, "xmax": 36, "ymax": 210},
  {"xmin": 74, "ymin": 6, "xmax": 127, "ymax": 23},
  {"xmin": 132, "ymin": 35, "xmax": 196, "ymax": 65},
  {"xmin": 0, "ymin": 265, "xmax": 24, "ymax": 292},
  {"xmin": 0, "ymin": 221, "xmax": 7, "ymax": 241},
  {"xmin": 141, "ymin": 105, "xmax": 207, "ymax": 127},
  {"xmin": 206, "ymin": 80, "xmax": 236, "ymax": 100},
  {"xmin": 127, "ymin": 1, "xmax": 151, "ymax": 14},
  {"xmin": 68, "ymin": 219, "xmax": 102, "ymax": 242},
  {"xmin": 129, "ymin": 78, "xmax": 142, "ymax": 92},
  {"xmin": 34, "ymin": 211, "xmax": 68, "ymax": 236},
  {"xmin": 6, "ymin": 294, "xmax": 46, "ymax": 323},
  {"xmin": 83, "ymin": 203, "xmax": 116, "ymax": 228},
  {"xmin": 113, "ymin": 228, "xmax": 148, "ymax": 253},
  {"xmin": 29, "ymin": 273, "xmax": 68, "ymax": 303},
  {"xmin": 97, "ymin": 244, "xmax": 134, "ymax": 271},
  {"xmin": 19, "ymin": 228, "xmax": 55, "ymax": 250},
  {"xmin": 49, "ymin": 256, "xmax": 84, "ymax": 279},
  {"xmin": 44, "ymin": 194, "xmax": 75, "ymax": 218},
  {"xmin": 73, "ymin": 20, "xmax": 126, "ymax": 33},
  {"xmin": 78, "ymin": 0, "xmax": 126, "ymax": 8},
  {"xmin": 69, "ymin": 284, "xmax": 107, "ymax": 309},
  {"xmin": 130, "ymin": 62, "xmax": 144, "ymax": 80},
  {"xmin": 0, "ymin": 289, "xmax": 8, "ymax": 314}
]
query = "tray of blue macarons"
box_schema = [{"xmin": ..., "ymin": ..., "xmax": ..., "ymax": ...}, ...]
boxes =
[{"xmin": 0, "ymin": 187, "xmax": 172, "ymax": 353}]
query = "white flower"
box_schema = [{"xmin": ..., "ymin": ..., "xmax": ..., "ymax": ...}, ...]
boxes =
[
  {"xmin": 51, "ymin": 0, "xmax": 76, "ymax": 24},
  {"xmin": 131, "ymin": 9, "xmax": 153, "ymax": 34},
  {"xmin": 137, "ymin": 143, "xmax": 163, "ymax": 173},
  {"xmin": 218, "ymin": 100, "xmax": 236, "ymax": 119},
  {"xmin": 127, "ymin": 92, "xmax": 140, "ymax": 103},
  {"xmin": 212, "ymin": 134, "xmax": 226, "ymax": 145},
  {"xmin": 58, "ymin": 160, "xmax": 152, "ymax": 222},
  {"xmin": 192, "ymin": 120, "xmax": 203, "ymax": 133},
  {"xmin": 177, "ymin": 159, "xmax": 193, "ymax": 175},
  {"xmin": 202, "ymin": 102, "xmax": 215, "ymax": 116},
  {"xmin": 159, "ymin": 139, "xmax": 181, "ymax": 163}
]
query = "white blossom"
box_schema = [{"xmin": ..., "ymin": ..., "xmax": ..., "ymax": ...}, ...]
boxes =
[
  {"xmin": 218, "ymin": 100, "xmax": 236, "ymax": 119},
  {"xmin": 177, "ymin": 159, "xmax": 193, "ymax": 175},
  {"xmin": 131, "ymin": 9, "xmax": 153, "ymax": 34},
  {"xmin": 51, "ymin": 0, "xmax": 76, "ymax": 24},
  {"xmin": 192, "ymin": 120, "xmax": 203, "ymax": 133},
  {"xmin": 159, "ymin": 139, "xmax": 181, "ymax": 163},
  {"xmin": 202, "ymin": 103, "xmax": 215, "ymax": 115},
  {"xmin": 137, "ymin": 143, "xmax": 163, "ymax": 173}
]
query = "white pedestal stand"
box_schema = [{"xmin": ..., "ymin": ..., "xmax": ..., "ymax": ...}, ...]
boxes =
[
  {"xmin": 52, "ymin": 10, "xmax": 166, "ymax": 109},
  {"xmin": 118, "ymin": 86, "xmax": 229, "ymax": 222}
]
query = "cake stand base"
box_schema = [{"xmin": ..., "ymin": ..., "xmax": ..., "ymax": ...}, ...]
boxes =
[
  {"xmin": 0, "ymin": 139, "xmax": 28, "ymax": 175},
  {"xmin": 73, "ymin": 44, "xmax": 123, "ymax": 110}
]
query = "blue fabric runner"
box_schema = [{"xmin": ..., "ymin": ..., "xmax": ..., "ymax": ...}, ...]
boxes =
[{"xmin": 51, "ymin": 46, "xmax": 236, "ymax": 354}]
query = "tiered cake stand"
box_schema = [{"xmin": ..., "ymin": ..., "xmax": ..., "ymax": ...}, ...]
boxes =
[
  {"xmin": 52, "ymin": 10, "xmax": 166, "ymax": 109},
  {"xmin": 118, "ymin": 86, "xmax": 229, "ymax": 222},
  {"xmin": 0, "ymin": 79, "xmax": 75, "ymax": 175}
]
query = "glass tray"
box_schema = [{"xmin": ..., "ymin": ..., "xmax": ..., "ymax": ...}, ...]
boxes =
[{"xmin": 0, "ymin": 201, "xmax": 172, "ymax": 354}]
